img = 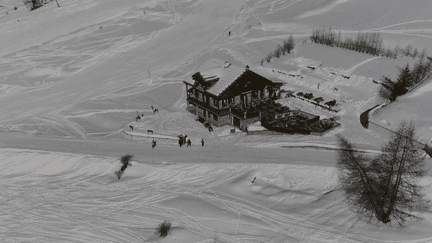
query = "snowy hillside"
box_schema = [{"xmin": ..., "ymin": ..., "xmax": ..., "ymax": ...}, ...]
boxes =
[{"xmin": 1, "ymin": 0, "xmax": 432, "ymax": 242}]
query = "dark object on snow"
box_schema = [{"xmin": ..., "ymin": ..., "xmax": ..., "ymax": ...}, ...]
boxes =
[
  {"xmin": 201, "ymin": 139, "xmax": 204, "ymax": 146},
  {"xmin": 147, "ymin": 130, "xmax": 153, "ymax": 134},
  {"xmin": 204, "ymin": 122, "xmax": 213, "ymax": 132},
  {"xmin": 152, "ymin": 140, "xmax": 156, "ymax": 149},
  {"xmin": 196, "ymin": 117, "xmax": 205, "ymax": 123},
  {"xmin": 251, "ymin": 177, "xmax": 256, "ymax": 183},
  {"xmin": 151, "ymin": 106, "xmax": 159, "ymax": 114},
  {"xmin": 325, "ymin": 99, "xmax": 337, "ymax": 107},
  {"xmin": 303, "ymin": 93, "xmax": 313, "ymax": 99},
  {"xmin": 178, "ymin": 134, "xmax": 187, "ymax": 146},
  {"xmin": 156, "ymin": 221, "xmax": 171, "ymax": 238},
  {"xmin": 187, "ymin": 139, "xmax": 191, "ymax": 147},
  {"xmin": 129, "ymin": 125, "xmax": 134, "ymax": 131},
  {"xmin": 116, "ymin": 154, "xmax": 133, "ymax": 179},
  {"xmin": 313, "ymin": 97, "xmax": 324, "ymax": 103}
]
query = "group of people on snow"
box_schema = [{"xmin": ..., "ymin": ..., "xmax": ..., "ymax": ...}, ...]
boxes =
[{"xmin": 152, "ymin": 138, "xmax": 205, "ymax": 149}]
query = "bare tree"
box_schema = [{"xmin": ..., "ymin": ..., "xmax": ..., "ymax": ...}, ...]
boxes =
[
  {"xmin": 286, "ymin": 34, "xmax": 295, "ymax": 53},
  {"xmin": 402, "ymin": 44, "xmax": 412, "ymax": 57},
  {"xmin": 55, "ymin": 0, "xmax": 60, "ymax": 7},
  {"xmin": 411, "ymin": 48, "xmax": 418, "ymax": 59},
  {"xmin": 336, "ymin": 122, "xmax": 430, "ymax": 226},
  {"xmin": 274, "ymin": 44, "xmax": 282, "ymax": 58}
]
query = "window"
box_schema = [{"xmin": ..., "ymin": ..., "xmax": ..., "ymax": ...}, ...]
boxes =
[
  {"xmin": 214, "ymin": 99, "xmax": 218, "ymax": 108},
  {"xmin": 198, "ymin": 91, "xmax": 203, "ymax": 101},
  {"xmin": 222, "ymin": 99, "xmax": 227, "ymax": 107}
]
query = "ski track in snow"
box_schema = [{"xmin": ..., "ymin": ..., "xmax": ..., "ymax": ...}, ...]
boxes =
[
  {"xmin": 2, "ymin": 149, "xmax": 430, "ymax": 243},
  {"xmin": 0, "ymin": 149, "xmax": 376, "ymax": 243}
]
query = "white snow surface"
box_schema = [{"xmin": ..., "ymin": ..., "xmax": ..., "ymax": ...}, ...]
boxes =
[
  {"xmin": 1, "ymin": 149, "xmax": 432, "ymax": 243},
  {"xmin": 2, "ymin": 0, "xmax": 432, "ymax": 242}
]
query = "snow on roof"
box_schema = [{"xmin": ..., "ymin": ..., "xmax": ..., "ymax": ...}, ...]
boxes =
[
  {"xmin": 207, "ymin": 65, "xmax": 245, "ymax": 96},
  {"xmin": 198, "ymin": 58, "xmax": 246, "ymax": 97}
]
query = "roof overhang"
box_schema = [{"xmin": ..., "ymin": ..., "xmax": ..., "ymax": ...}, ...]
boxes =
[{"xmin": 183, "ymin": 80, "xmax": 194, "ymax": 86}]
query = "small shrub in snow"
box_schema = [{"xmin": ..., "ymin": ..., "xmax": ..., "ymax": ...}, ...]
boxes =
[
  {"xmin": 115, "ymin": 154, "xmax": 133, "ymax": 179},
  {"xmin": 265, "ymin": 54, "xmax": 272, "ymax": 63},
  {"xmin": 156, "ymin": 221, "xmax": 171, "ymax": 237}
]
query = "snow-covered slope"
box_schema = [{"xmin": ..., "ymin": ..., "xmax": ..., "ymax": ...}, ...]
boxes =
[
  {"xmin": 2, "ymin": 0, "xmax": 432, "ymax": 242},
  {"xmin": 2, "ymin": 149, "xmax": 432, "ymax": 242}
]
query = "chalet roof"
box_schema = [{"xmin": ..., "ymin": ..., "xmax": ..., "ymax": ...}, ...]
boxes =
[
  {"xmin": 186, "ymin": 58, "xmax": 281, "ymax": 97},
  {"xmin": 199, "ymin": 59, "xmax": 245, "ymax": 96}
]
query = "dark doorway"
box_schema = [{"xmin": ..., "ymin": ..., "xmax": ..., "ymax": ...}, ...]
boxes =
[{"xmin": 233, "ymin": 117, "xmax": 241, "ymax": 128}]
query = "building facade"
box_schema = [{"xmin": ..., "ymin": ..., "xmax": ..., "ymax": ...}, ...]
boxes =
[{"xmin": 183, "ymin": 60, "xmax": 282, "ymax": 129}]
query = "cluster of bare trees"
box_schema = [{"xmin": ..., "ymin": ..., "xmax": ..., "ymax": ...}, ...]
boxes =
[
  {"xmin": 310, "ymin": 27, "xmax": 383, "ymax": 56},
  {"xmin": 337, "ymin": 122, "xmax": 430, "ymax": 226},
  {"xmin": 379, "ymin": 55, "xmax": 432, "ymax": 101},
  {"xmin": 23, "ymin": 0, "xmax": 59, "ymax": 11},
  {"xmin": 310, "ymin": 27, "xmax": 425, "ymax": 59},
  {"xmin": 261, "ymin": 35, "xmax": 295, "ymax": 65}
]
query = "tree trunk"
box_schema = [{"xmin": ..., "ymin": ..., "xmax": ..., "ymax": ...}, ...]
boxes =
[
  {"xmin": 376, "ymin": 210, "xmax": 391, "ymax": 223},
  {"xmin": 55, "ymin": 0, "xmax": 60, "ymax": 7}
]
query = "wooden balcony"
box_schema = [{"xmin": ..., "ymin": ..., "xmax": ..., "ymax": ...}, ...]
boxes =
[{"xmin": 187, "ymin": 96, "xmax": 230, "ymax": 115}]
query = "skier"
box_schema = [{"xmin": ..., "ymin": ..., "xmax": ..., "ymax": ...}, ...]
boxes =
[
  {"xmin": 152, "ymin": 140, "xmax": 157, "ymax": 149},
  {"xmin": 187, "ymin": 139, "xmax": 191, "ymax": 147},
  {"xmin": 201, "ymin": 139, "xmax": 204, "ymax": 146},
  {"xmin": 178, "ymin": 139, "xmax": 182, "ymax": 147}
]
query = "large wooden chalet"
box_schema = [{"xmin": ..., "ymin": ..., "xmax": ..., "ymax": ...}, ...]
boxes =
[{"xmin": 183, "ymin": 59, "xmax": 283, "ymax": 129}]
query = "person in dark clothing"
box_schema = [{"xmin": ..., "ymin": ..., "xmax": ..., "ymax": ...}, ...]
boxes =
[
  {"xmin": 152, "ymin": 140, "xmax": 156, "ymax": 149},
  {"xmin": 187, "ymin": 139, "xmax": 191, "ymax": 147},
  {"xmin": 201, "ymin": 139, "xmax": 204, "ymax": 146},
  {"xmin": 179, "ymin": 139, "xmax": 182, "ymax": 147}
]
